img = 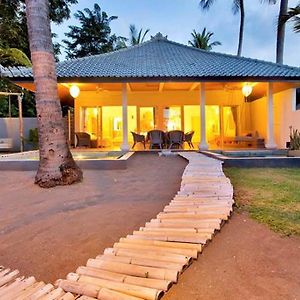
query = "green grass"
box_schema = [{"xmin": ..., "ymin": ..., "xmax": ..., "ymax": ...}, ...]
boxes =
[{"xmin": 224, "ymin": 168, "xmax": 300, "ymax": 236}]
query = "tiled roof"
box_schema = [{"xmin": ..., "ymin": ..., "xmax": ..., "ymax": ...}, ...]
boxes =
[{"xmin": 2, "ymin": 33, "xmax": 300, "ymax": 81}]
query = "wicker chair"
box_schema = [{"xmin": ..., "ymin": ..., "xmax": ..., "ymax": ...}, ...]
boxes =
[
  {"xmin": 184, "ymin": 131, "xmax": 195, "ymax": 149},
  {"xmin": 168, "ymin": 130, "xmax": 184, "ymax": 149},
  {"xmin": 131, "ymin": 132, "xmax": 146, "ymax": 149},
  {"xmin": 147, "ymin": 130, "xmax": 165, "ymax": 149},
  {"xmin": 75, "ymin": 132, "xmax": 91, "ymax": 148}
]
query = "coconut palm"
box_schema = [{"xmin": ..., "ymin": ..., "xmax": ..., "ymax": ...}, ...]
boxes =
[
  {"xmin": 0, "ymin": 47, "xmax": 31, "ymax": 67},
  {"xmin": 129, "ymin": 24, "xmax": 150, "ymax": 46},
  {"xmin": 264, "ymin": 0, "xmax": 292, "ymax": 64},
  {"xmin": 25, "ymin": 0, "xmax": 82, "ymax": 188},
  {"xmin": 199, "ymin": 0, "xmax": 244, "ymax": 56},
  {"xmin": 287, "ymin": 4, "xmax": 300, "ymax": 33},
  {"xmin": 188, "ymin": 28, "xmax": 221, "ymax": 51}
]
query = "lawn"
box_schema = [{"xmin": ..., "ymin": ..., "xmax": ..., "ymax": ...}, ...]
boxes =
[{"xmin": 224, "ymin": 168, "xmax": 300, "ymax": 236}]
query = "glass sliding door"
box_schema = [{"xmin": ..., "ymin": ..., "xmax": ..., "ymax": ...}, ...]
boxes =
[
  {"xmin": 82, "ymin": 107, "xmax": 101, "ymax": 147},
  {"xmin": 101, "ymin": 106, "xmax": 137, "ymax": 148},
  {"xmin": 184, "ymin": 105, "xmax": 200, "ymax": 144},
  {"xmin": 184, "ymin": 105, "xmax": 220, "ymax": 149},
  {"xmin": 206, "ymin": 105, "xmax": 220, "ymax": 147},
  {"xmin": 139, "ymin": 107, "xmax": 155, "ymax": 136},
  {"xmin": 163, "ymin": 106, "xmax": 182, "ymax": 131}
]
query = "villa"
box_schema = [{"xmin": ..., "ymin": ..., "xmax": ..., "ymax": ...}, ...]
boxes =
[{"xmin": 3, "ymin": 33, "xmax": 300, "ymax": 151}]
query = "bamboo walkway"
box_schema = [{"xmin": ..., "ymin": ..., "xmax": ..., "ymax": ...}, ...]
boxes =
[{"xmin": 0, "ymin": 152, "xmax": 234, "ymax": 300}]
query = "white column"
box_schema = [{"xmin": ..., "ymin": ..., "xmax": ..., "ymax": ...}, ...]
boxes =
[
  {"xmin": 265, "ymin": 82, "xmax": 277, "ymax": 149},
  {"xmin": 121, "ymin": 83, "xmax": 130, "ymax": 151},
  {"xmin": 199, "ymin": 82, "xmax": 209, "ymax": 150}
]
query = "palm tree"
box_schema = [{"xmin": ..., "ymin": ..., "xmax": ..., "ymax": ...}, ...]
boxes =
[
  {"xmin": 0, "ymin": 47, "xmax": 31, "ymax": 67},
  {"xmin": 188, "ymin": 28, "xmax": 221, "ymax": 51},
  {"xmin": 264, "ymin": 1, "xmax": 300, "ymax": 63},
  {"xmin": 129, "ymin": 24, "xmax": 150, "ymax": 46},
  {"xmin": 287, "ymin": 4, "xmax": 300, "ymax": 33},
  {"xmin": 276, "ymin": 0, "xmax": 288, "ymax": 64},
  {"xmin": 199, "ymin": 0, "xmax": 244, "ymax": 56},
  {"xmin": 25, "ymin": 0, "xmax": 82, "ymax": 188}
]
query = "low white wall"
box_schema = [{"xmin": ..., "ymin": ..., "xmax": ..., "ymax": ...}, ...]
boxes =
[{"xmin": 0, "ymin": 118, "xmax": 37, "ymax": 151}]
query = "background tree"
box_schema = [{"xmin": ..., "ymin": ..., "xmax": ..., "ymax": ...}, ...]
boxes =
[
  {"xmin": 129, "ymin": 24, "xmax": 150, "ymax": 46},
  {"xmin": 0, "ymin": 0, "xmax": 77, "ymax": 59},
  {"xmin": 199, "ymin": 0, "xmax": 244, "ymax": 56},
  {"xmin": 287, "ymin": 4, "xmax": 300, "ymax": 33},
  {"xmin": 25, "ymin": 0, "xmax": 82, "ymax": 188},
  {"xmin": 0, "ymin": 0, "xmax": 77, "ymax": 118},
  {"xmin": 63, "ymin": 3, "xmax": 123, "ymax": 58},
  {"xmin": 188, "ymin": 28, "xmax": 221, "ymax": 50},
  {"xmin": 263, "ymin": 0, "xmax": 299, "ymax": 64},
  {"xmin": 114, "ymin": 24, "xmax": 150, "ymax": 49}
]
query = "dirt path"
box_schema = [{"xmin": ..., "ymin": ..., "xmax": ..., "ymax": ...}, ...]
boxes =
[
  {"xmin": 0, "ymin": 153, "xmax": 187, "ymax": 283},
  {"xmin": 164, "ymin": 211, "xmax": 300, "ymax": 300},
  {"xmin": 0, "ymin": 153, "xmax": 299, "ymax": 299}
]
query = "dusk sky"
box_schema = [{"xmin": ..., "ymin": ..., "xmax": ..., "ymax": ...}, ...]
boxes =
[{"xmin": 52, "ymin": 0, "xmax": 300, "ymax": 66}]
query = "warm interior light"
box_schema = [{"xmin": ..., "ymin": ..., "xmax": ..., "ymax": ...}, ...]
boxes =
[
  {"xmin": 242, "ymin": 84, "xmax": 253, "ymax": 98},
  {"xmin": 69, "ymin": 85, "xmax": 80, "ymax": 98}
]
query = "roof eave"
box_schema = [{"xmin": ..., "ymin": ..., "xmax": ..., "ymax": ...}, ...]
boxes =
[{"xmin": 10, "ymin": 75, "xmax": 300, "ymax": 84}]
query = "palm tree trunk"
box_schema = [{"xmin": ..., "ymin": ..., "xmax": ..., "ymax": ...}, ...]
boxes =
[
  {"xmin": 237, "ymin": 0, "xmax": 245, "ymax": 57},
  {"xmin": 276, "ymin": 0, "xmax": 288, "ymax": 64},
  {"xmin": 25, "ymin": 0, "xmax": 82, "ymax": 188}
]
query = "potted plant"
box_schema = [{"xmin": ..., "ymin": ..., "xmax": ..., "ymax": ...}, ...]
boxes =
[{"xmin": 288, "ymin": 126, "xmax": 300, "ymax": 157}]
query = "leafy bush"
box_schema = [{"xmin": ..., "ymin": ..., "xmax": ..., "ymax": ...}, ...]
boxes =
[
  {"xmin": 27, "ymin": 128, "xmax": 39, "ymax": 149},
  {"xmin": 289, "ymin": 126, "xmax": 300, "ymax": 150}
]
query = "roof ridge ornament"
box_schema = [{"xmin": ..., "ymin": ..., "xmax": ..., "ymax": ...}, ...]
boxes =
[{"xmin": 151, "ymin": 32, "xmax": 168, "ymax": 41}]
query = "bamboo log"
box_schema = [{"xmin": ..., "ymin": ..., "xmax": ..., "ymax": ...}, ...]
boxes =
[
  {"xmin": 96, "ymin": 254, "xmax": 183, "ymax": 272},
  {"xmin": 114, "ymin": 241, "xmax": 198, "ymax": 258},
  {"xmin": 78, "ymin": 275, "xmax": 163, "ymax": 300},
  {"xmin": 146, "ymin": 220, "xmax": 220, "ymax": 230},
  {"xmin": 86, "ymin": 259, "xmax": 178, "ymax": 282},
  {"xmin": 126, "ymin": 232, "xmax": 207, "ymax": 244},
  {"xmin": 150, "ymin": 218, "xmax": 221, "ymax": 226},
  {"xmin": 56, "ymin": 279, "xmax": 100, "ymax": 298},
  {"xmin": 131, "ymin": 231, "xmax": 209, "ymax": 244},
  {"xmin": 0, "ymin": 270, "xmax": 19, "ymax": 287},
  {"xmin": 30, "ymin": 283, "xmax": 55, "ymax": 299},
  {"xmin": 77, "ymin": 266, "xmax": 172, "ymax": 291},
  {"xmin": 137, "ymin": 228, "xmax": 213, "ymax": 237},
  {"xmin": 0, "ymin": 276, "xmax": 35, "ymax": 298},
  {"xmin": 104, "ymin": 248, "xmax": 190, "ymax": 265},
  {"xmin": 139, "ymin": 226, "xmax": 214, "ymax": 235},
  {"xmin": 0, "ymin": 268, "xmax": 11, "ymax": 278},
  {"xmin": 0, "ymin": 277, "xmax": 25, "ymax": 297},
  {"xmin": 122, "ymin": 237, "xmax": 202, "ymax": 252},
  {"xmin": 157, "ymin": 212, "xmax": 229, "ymax": 220},
  {"xmin": 38, "ymin": 287, "xmax": 65, "ymax": 300},
  {"xmin": 164, "ymin": 206, "xmax": 232, "ymax": 213},
  {"xmin": 167, "ymin": 202, "xmax": 232, "ymax": 208},
  {"xmin": 58, "ymin": 292, "xmax": 75, "ymax": 300},
  {"xmin": 141, "ymin": 226, "xmax": 197, "ymax": 233},
  {"xmin": 98, "ymin": 287, "xmax": 144, "ymax": 300},
  {"xmin": 14, "ymin": 281, "xmax": 45, "ymax": 299},
  {"xmin": 67, "ymin": 272, "xmax": 80, "ymax": 282}
]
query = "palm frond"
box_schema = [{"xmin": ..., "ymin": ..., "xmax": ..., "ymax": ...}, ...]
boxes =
[
  {"xmin": 0, "ymin": 47, "xmax": 31, "ymax": 67},
  {"xmin": 232, "ymin": 0, "xmax": 241, "ymax": 14},
  {"xmin": 199, "ymin": 0, "xmax": 216, "ymax": 10}
]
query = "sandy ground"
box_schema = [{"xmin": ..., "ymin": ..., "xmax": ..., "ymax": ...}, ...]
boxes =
[
  {"xmin": 0, "ymin": 153, "xmax": 187, "ymax": 283},
  {"xmin": 0, "ymin": 152, "xmax": 299, "ymax": 300}
]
